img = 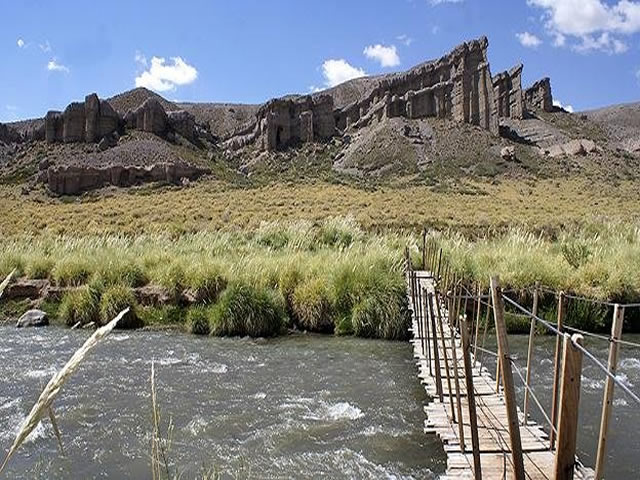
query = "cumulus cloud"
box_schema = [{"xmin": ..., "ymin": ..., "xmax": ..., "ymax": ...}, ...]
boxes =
[
  {"xmin": 553, "ymin": 99, "xmax": 575, "ymax": 113},
  {"xmin": 320, "ymin": 59, "xmax": 366, "ymax": 87},
  {"xmin": 363, "ymin": 44, "xmax": 401, "ymax": 67},
  {"xmin": 135, "ymin": 56, "xmax": 198, "ymax": 92},
  {"xmin": 47, "ymin": 59, "xmax": 69, "ymax": 73},
  {"xmin": 17, "ymin": 38, "xmax": 25, "ymax": 48},
  {"xmin": 528, "ymin": 0, "xmax": 640, "ymax": 53},
  {"xmin": 516, "ymin": 32, "xmax": 543, "ymax": 47}
]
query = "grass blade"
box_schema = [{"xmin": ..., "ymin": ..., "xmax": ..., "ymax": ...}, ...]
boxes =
[
  {"xmin": 0, "ymin": 307, "xmax": 129, "ymax": 474},
  {"xmin": 0, "ymin": 269, "xmax": 16, "ymax": 300},
  {"xmin": 48, "ymin": 407, "xmax": 64, "ymax": 456}
]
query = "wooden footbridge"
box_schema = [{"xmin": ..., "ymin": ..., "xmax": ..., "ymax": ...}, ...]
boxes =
[{"xmin": 406, "ymin": 259, "xmax": 598, "ymax": 478}]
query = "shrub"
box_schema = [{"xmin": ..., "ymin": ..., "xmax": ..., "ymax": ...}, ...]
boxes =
[
  {"xmin": 52, "ymin": 256, "xmax": 93, "ymax": 286},
  {"xmin": 99, "ymin": 285, "xmax": 142, "ymax": 329},
  {"xmin": 211, "ymin": 283, "xmax": 287, "ymax": 337},
  {"xmin": 58, "ymin": 285, "xmax": 102, "ymax": 327},
  {"xmin": 186, "ymin": 307, "xmax": 211, "ymax": 335},
  {"xmin": 291, "ymin": 278, "xmax": 334, "ymax": 332},
  {"xmin": 186, "ymin": 263, "xmax": 227, "ymax": 304}
]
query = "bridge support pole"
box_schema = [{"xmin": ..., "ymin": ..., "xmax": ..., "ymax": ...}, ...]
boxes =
[
  {"xmin": 490, "ymin": 276, "xmax": 525, "ymax": 480},
  {"xmin": 551, "ymin": 292, "xmax": 567, "ymax": 449},
  {"xmin": 435, "ymin": 290, "xmax": 457, "ymax": 423},
  {"xmin": 523, "ymin": 282, "xmax": 540, "ymax": 424},
  {"xmin": 554, "ymin": 334, "xmax": 584, "ymax": 480},
  {"xmin": 594, "ymin": 305, "xmax": 625, "ymax": 479},
  {"xmin": 428, "ymin": 292, "xmax": 443, "ymax": 402},
  {"xmin": 460, "ymin": 312, "xmax": 482, "ymax": 480}
]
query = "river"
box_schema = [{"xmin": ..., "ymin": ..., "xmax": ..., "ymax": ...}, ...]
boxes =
[
  {"xmin": 0, "ymin": 327, "xmax": 446, "ymax": 479},
  {"xmin": 1, "ymin": 328, "xmax": 639, "ymax": 479}
]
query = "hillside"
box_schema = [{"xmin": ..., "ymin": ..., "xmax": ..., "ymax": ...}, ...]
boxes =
[{"xmin": 0, "ymin": 36, "xmax": 639, "ymax": 198}]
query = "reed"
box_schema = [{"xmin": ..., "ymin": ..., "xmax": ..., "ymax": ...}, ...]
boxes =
[
  {"xmin": 0, "ymin": 269, "xmax": 15, "ymax": 299},
  {"xmin": 0, "ymin": 308, "xmax": 129, "ymax": 474}
]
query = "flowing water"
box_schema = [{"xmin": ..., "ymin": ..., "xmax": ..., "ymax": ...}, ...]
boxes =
[
  {"xmin": 2, "ymin": 327, "xmax": 639, "ymax": 479},
  {"xmin": 0, "ymin": 327, "xmax": 446, "ymax": 479}
]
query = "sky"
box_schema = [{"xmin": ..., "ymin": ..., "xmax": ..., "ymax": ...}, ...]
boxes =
[{"xmin": 1, "ymin": 0, "xmax": 640, "ymax": 122}]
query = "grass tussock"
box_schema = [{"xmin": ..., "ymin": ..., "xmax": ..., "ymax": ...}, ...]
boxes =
[
  {"xmin": 210, "ymin": 283, "xmax": 287, "ymax": 337},
  {"xmin": 186, "ymin": 307, "xmax": 211, "ymax": 335}
]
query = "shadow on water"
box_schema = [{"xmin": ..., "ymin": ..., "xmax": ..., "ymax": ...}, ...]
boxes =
[{"xmin": 0, "ymin": 327, "xmax": 446, "ymax": 479}]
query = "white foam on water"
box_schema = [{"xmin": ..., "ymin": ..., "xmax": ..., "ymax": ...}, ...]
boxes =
[
  {"xmin": 155, "ymin": 357, "xmax": 182, "ymax": 366},
  {"xmin": 614, "ymin": 398, "xmax": 629, "ymax": 407},
  {"xmin": 111, "ymin": 334, "xmax": 130, "ymax": 342},
  {"xmin": 252, "ymin": 392, "xmax": 267, "ymax": 400},
  {"xmin": 616, "ymin": 372, "xmax": 634, "ymax": 388},
  {"xmin": 186, "ymin": 415, "xmax": 208, "ymax": 436},
  {"xmin": 582, "ymin": 375, "xmax": 604, "ymax": 391},
  {"xmin": 0, "ymin": 397, "xmax": 21, "ymax": 411},
  {"xmin": 25, "ymin": 365, "xmax": 58, "ymax": 379},
  {"xmin": 620, "ymin": 358, "xmax": 640, "ymax": 370},
  {"xmin": 326, "ymin": 402, "xmax": 364, "ymax": 421},
  {"xmin": 210, "ymin": 363, "xmax": 228, "ymax": 374},
  {"xmin": 540, "ymin": 358, "xmax": 552, "ymax": 366}
]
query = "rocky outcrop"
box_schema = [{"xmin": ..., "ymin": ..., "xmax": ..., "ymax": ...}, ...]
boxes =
[
  {"xmin": 544, "ymin": 139, "xmax": 598, "ymax": 158},
  {"xmin": 46, "ymin": 161, "xmax": 210, "ymax": 195},
  {"xmin": 16, "ymin": 310, "xmax": 49, "ymax": 328},
  {"xmin": 492, "ymin": 64, "xmax": 524, "ymax": 120},
  {"xmin": 0, "ymin": 123, "xmax": 22, "ymax": 144},
  {"xmin": 167, "ymin": 110, "xmax": 196, "ymax": 142},
  {"xmin": 225, "ymin": 37, "xmax": 530, "ymax": 151},
  {"xmin": 525, "ymin": 78, "xmax": 553, "ymax": 112},
  {"xmin": 45, "ymin": 93, "xmax": 121, "ymax": 144},
  {"xmin": 124, "ymin": 98, "xmax": 168, "ymax": 137}
]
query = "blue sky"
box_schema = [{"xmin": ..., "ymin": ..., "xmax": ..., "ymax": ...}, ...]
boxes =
[{"xmin": 1, "ymin": 0, "xmax": 639, "ymax": 122}]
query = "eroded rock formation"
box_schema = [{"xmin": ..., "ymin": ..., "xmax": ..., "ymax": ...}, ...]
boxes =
[
  {"xmin": 45, "ymin": 93, "xmax": 120, "ymax": 144},
  {"xmin": 0, "ymin": 123, "xmax": 21, "ymax": 144},
  {"xmin": 225, "ymin": 37, "xmax": 549, "ymax": 152},
  {"xmin": 47, "ymin": 161, "xmax": 210, "ymax": 195},
  {"xmin": 492, "ymin": 64, "xmax": 524, "ymax": 120},
  {"xmin": 525, "ymin": 78, "xmax": 553, "ymax": 112}
]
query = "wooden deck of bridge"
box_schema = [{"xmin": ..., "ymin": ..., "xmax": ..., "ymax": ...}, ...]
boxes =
[{"xmin": 409, "ymin": 271, "xmax": 594, "ymax": 480}]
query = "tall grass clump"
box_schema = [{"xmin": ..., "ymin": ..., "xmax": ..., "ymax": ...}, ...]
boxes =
[
  {"xmin": 186, "ymin": 306, "xmax": 211, "ymax": 335},
  {"xmin": 99, "ymin": 285, "xmax": 142, "ymax": 329},
  {"xmin": 292, "ymin": 277, "xmax": 333, "ymax": 332},
  {"xmin": 58, "ymin": 282, "xmax": 103, "ymax": 327},
  {"xmin": 52, "ymin": 255, "xmax": 94, "ymax": 287},
  {"xmin": 211, "ymin": 283, "xmax": 287, "ymax": 337},
  {"xmin": 185, "ymin": 263, "xmax": 227, "ymax": 304}
]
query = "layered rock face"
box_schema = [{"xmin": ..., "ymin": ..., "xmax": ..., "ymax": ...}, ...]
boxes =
[
  {"xmin": 124, "ymin": 98, "xmax": 169, "ymax": 137},
  {"xmin": 336, "ymin": 37, "xmax": 498, "ymax": 135},
  {"xmin": 46, "ymin": 93, "xmax": 120, "ymax": 143},
  {"xmin": 492, "ymin": 64, "xmax": 524, "ymax": 120},
  {"xmin": 525, "ymin": 78, "xmax": 553, "ymax": 112},
  {"xmin": 226, "ymin": 37, "xmax": 537, "ymax": 151},
  {"xmin": 47, "ymin": 162, "xmax": 210, "ymax": 195}
]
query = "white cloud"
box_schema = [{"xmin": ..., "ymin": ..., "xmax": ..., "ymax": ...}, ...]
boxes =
[
  {"xmin": 553, "ymin": 99, "xmax": 575, "ymax": 113},
  {"xmin": 39, "ymin": 40, "xmax": 51, "ymax": 53},
  {"xmin": 430, "ymin": 0, "xmax": 463, "ymax": 4},
  {"xmin": 5, "ymin": 105, "xmax": 18, "ymax": 111},
  {"xmin": 134, "ymin": 56, "xmax": 198, "ymax": 92},
  {"xmin": 528, "ymin": 0, "xmax": 640, "ymax": 53},
  {"xmin": 321, "ymin": 59, "xmax": 366, "ymax": 87},
  {"xmin": 516, "ymin": 32, "xmax": 543, "ymax": 47},
  {"xmin": 47, "ymin": 59, "xmax": 69, "ymax": 73},
  {"xmin": 134, "ymin": 51, "xmax": 147, "ymax": 67},
  {"xmin": 17, "ymin": 38, "xmax": 25, "ymax": 48},
  {"xmin": 397, "ymin": 34, "xmax": 413, "ymax": 46},
  {"xmin": 363, "ymin": 44, "xmax": 401, "ymax": 67}
]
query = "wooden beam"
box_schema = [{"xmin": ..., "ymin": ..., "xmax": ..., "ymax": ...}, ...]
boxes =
[
  {"xmin": 490, "ymin": 276, "xmax": 525, "ymax": 480},
  {"xmin": 428, "ymin": 292, "xmax": 444, "ymax": 402},
  {"xmin": 594, "ymin": 305, "xmax": 625, "ymax": 479},
  {"xmin": 554, "ymin": 334, "xmax": 584, "ymax": 480},
  {"xmin": 550, "ymin": 291, "xmax": 566, "ymax": 449},
  {"xmin": 449, "ymin": 302, "xmax": 466, "ymax": 452},
  {"xmin": 435, "ymin": 290, "xmax": 457, "ymax": 423}
]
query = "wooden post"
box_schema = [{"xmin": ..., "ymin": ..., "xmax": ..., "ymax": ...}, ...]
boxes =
[
  {"xmin": 460, "ymin": 313, "xmax": 482, "ymax": 479},
  {"xmin": 422, "ymin": 229, "xmax": 427, "ymax": 270},
  {"xmin": 523, "ymin": 282, "xmax": 540, "ymax": 424},
  {"xmin": 428, "ymin": 292, "xmax": 444, "ymax": 402},
  {"xmin": 477, "ymin": 294, "xmax": 491, "ymax": 368},
  {"xmin": 422, "ymin": 287, "xmax": 432, "ymax": 376},
  {"xmin": 553, "ymin": 334, "xmax": 584, "ymax": 480},
  {"xmin": 436, "ymin": 248, "xmax": 443, "ymax": 280},
  {"xmin": 550, "ymin": 292, "xmax": 566, "ymax": 449},
  {"xmin": 594, "ymin": 305, "xmax": 625, "ymax": 479},
  {"xmin": 473, "ymin": 285, "xmax": 482, "ymax": 361},
  {"xmin": 449, "ymin": 306, "xmax": 466, "ymax": 451},
  {"xmin": 435, "ymin": 291, "xmax": 457, "ymax": 423},
  {"xmin": 490, "ymin": 276, "xmax": 525, "ymax": 480}
]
